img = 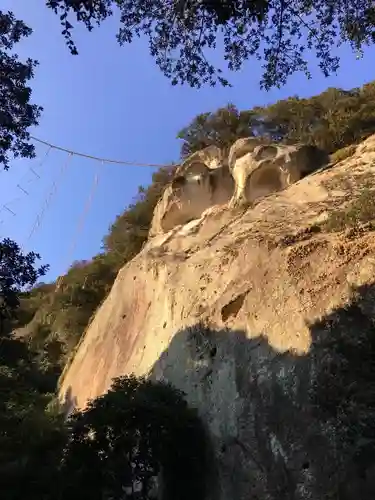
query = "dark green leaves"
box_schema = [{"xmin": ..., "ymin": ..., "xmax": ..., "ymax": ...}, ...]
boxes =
[
  {"xmin": 46, "ymin": 1, "xmax": 375, "ymax": 89},
  {"xmin": 0, "ymin": 11, "xmax": 43, "ymax": 170},
  {"xmin": 177, "ymin": 82, "xmax": 375, "ymax": 157},
  {"xmin": 0, "ymin": 238, "xmax": 48, "ymax": 336},
  {"xmin": 61, "ymin": 375, "xmax": 208, "ymax": 500}
]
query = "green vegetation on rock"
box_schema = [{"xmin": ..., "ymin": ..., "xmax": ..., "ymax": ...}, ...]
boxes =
[
  {"xmin": 323, "ymin": 188, "xmax": 375, "ymax": 233},
  {"xmin": 178, "ymin": 83, "xmax": 375, "ymax": 158},
  {"xmin": 0, "ymin": 238, "xmax": 66, "ymax": 499},
  {"xmin": 329, "ymin": 145, "xmax": 358, "ymax": 165}
]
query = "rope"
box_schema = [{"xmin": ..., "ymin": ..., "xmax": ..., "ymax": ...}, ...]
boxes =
[
  {"xmin": 56, "ymin": 160, "xmax": 103, "ymax": 291},
  {"xmin": 24, "ymin": 152, "xmax": 73, "ymax": 248},
  {"xmin": 31, "ymin": 136, "xmax": 173, "ymax": 169},
  {"xmin": 0, "ymin": 147, "xmax": 52, "ymax": 236}
]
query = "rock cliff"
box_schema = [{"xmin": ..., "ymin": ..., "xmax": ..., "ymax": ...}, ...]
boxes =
[{"xmin": 59, "ymin": 135, "xmax": 375, "ymax": 499}]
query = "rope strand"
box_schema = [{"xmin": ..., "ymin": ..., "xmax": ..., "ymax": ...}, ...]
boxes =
[
  {"xmin": 1, "ymin": 147, "xmax": 51, "ymax": 216},
  {"xmin": 31, "ymin": 136, "xmax": 174, "ymax": 169},
  {"xmin": 0, "ymin": 147, "xmax": 52, "ymax": 239},
  {"xmin": 56, "ymin": 160, "xmax": 102, "ymax": 291},
  {"xmin": 24, "ymin": 152, "xmax": 73, "ymax": 248}
]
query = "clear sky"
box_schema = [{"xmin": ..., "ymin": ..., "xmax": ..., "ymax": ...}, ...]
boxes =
[{"xmin": 1, "ymin": 1, "xmax": 375, "ymax": 282}]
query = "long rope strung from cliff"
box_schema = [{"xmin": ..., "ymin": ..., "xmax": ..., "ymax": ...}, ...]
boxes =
[
  {"xmin": 0, "ymin": 151, "xmax": 73, "ymax": 349},
  {"xmin": 21, "ymin": 136, "xmax": 173, "ymax": 294},
  {"xmin": 31, "ymin": 136, "xmax": 173, "ymax": 169},
  {"xmin": 0, "ymin": 147, "xmax": 52, "ymax": 238},
  {"xmin": 29, "ymin": 137, "xmax": 173, "ymax": 291},
  {"xmin": 23, "ymin": 152, "xmax": 73, "ymax": 250},
  {"xmin": 55, "ymin": 159, "xmax": 103, "ymax": 292}
]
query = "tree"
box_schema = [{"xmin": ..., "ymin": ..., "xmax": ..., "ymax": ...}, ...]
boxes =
[
  {"xmin": 0, "ymin": 237, "xmax": 48, "ymax": 336},
  {"xmin": 0, "ymin": 333, "xmax": 66, "ymax": 500},
  {"xmin": 0, "ymin": 11, "xmax": 43, "ymax": 170},
  {"xmin": 46, "ymin": 0, "xmax": 375, "ymax": 89},
  {"xmin": 177, "ymin": 81, "xmax": 375, "ymax": 157},
  {"xmin": 177, "ymin": 104, "xmax": 257, "ymax": 157},
  {"xmin": 60, "ymin": 375, "xmax": 208, "ymax": 500},
  {"xmin": 0, "ymin": 238, "xmax": 65, "ymax": 500}
]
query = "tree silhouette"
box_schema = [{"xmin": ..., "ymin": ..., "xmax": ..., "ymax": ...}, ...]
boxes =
[
  {"xmin": 178, "ymin": 82, "xmax": 375, "ymax": 157},
  {"xmin": 0, "ymin": 237, "xmax": 65, "ymax": 500},
  {"xmin": 0, "ymin": 11, "xmax": 43, "ymax": 170},
  {"xmin": 177, "ymin": 104, "xmax": 257, "ymax": 158},
  {"xmin": 46, "ymin": 0, "xmax": 375, "ymax": 89},
  {"xmin": 60, "ymin": 374, "xmax": 209, "ymax": 500},
  {"xmin": 0, "ymin": 237, "xmax": 48, "ymax": 336}
]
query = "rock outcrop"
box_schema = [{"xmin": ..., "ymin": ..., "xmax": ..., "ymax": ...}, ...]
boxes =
[
  {"xmin": 149, "ymin": 145, "xmax": 233, "ymax": 236},
  {"xmin": 228, "ymin": 138, "xmax": 328, "ymax": 207},
  {"xmin": 59, "ymin": 135, "xmax": 375, "ymax": 499},
  {"xmin": 150, "ymin": 139, "xmax": 327, "ymax": 236}
]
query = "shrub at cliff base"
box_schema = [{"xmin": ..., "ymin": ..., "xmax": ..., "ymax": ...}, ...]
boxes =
[{"xmin": 59, "ymin": 375, "xmax": 210, "ymax": 500}]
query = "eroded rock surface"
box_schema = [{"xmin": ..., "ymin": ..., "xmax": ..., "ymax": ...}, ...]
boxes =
[
  {"xmin": 228, "ymin": 139, "xmax": 328, "ymax": 207},
  {"xmin": 149, "ymin": 145, "xmax": 233, "ymax": 236},
  {"xmin": 59, "ymin": 134, "xmax": 375, "ymax": 500},
  {"xmin": 150, "ymin": 139, "xmax": 328, "ymax": 236}
]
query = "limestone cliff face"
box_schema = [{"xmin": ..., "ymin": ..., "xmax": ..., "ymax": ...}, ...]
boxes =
[{"xmin": 59, "ymin": 136, "xmax": 375, "ymax": 499}]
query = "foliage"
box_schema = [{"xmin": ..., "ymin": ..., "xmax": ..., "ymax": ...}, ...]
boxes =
[
  {"xmin": 0, "ymin": 238, "xmax": 48, "ymax": 336},
  {"xmin": 0, "ymin": 11, "xmax": 43, "ymax": 170},
  {"xmin": 60, "ymin": 374, "xmax": 208, "ymax": 500},
  {"xmin": 322, "ymin": 188, "xmax": 375, "ymax": 232},
  {"xmin": 178, "ymin": 82, "xmax": 375, "ymax": 156},
  {"xmin": 0, "ymin": 238, "xmax": 66, "ymax": 499},
  {"xmin": 330, "ymin": 144, "xmax": 357, "ymax": 165},
  {"xmin": 177, "ymin": 103, "xmax": 257, "ymax": 158},
  {"xmin": 47, "ymin": 0, "xmax": 375, "ymax": 89},
  {"xmin": 0, "ymin": 335, "xmax": 67, "ymax": 500}
]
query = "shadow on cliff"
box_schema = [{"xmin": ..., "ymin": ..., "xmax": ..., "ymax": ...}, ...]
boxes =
[{"xmin": 148, "ymin": 282, "xmax": 375, "ymax": 500}]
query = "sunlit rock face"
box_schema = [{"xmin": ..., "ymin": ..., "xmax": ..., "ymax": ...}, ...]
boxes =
[
  {"xmin": 228, "ymin": 139, "xmax": 329, "ymax": 207},
  {"xmin": 150, "ymin": 139, "xmax": 328, "ymax": 236},
  {"xmin": 149, "ymin": 145, "xmax": 234, "ymax": 236}
]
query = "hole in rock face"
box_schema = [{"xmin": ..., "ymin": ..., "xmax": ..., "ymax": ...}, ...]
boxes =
[
  {"xmin": 297, "ymin": 145, "xmax": 329, "ymax": 176},
  {"xmin": 221, "ymin": 292, "xmax": 247, "ymax": 322},
  {"xmin": 253, "ymin": 144, "xmax": 279, "ymax": 161},
  {"xmin": 210, "ymin": 166, "xmax": 235, "ymax": 206},
  {"xmin": 245, "ymin": 165, "xmax": 283, "ymax": 203},
  {"xmin": 172, "ymin": 175, "xmax": 186, "ymax": 188},
  {"xmin": 161, "ymin": 165, "xmax": 235, "ymax": 232},
  {"xmin": 228, "ymin": 137, "xmax": 263, "ymax": 167},
  {"xmin": 209, "ymin": 346, "xmax": 217, "ymax": 358}
]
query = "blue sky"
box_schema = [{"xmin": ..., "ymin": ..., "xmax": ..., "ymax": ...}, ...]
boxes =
[{"xmin": 1, "ymin": 1, "xmax": 375, "ymax": 282}]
